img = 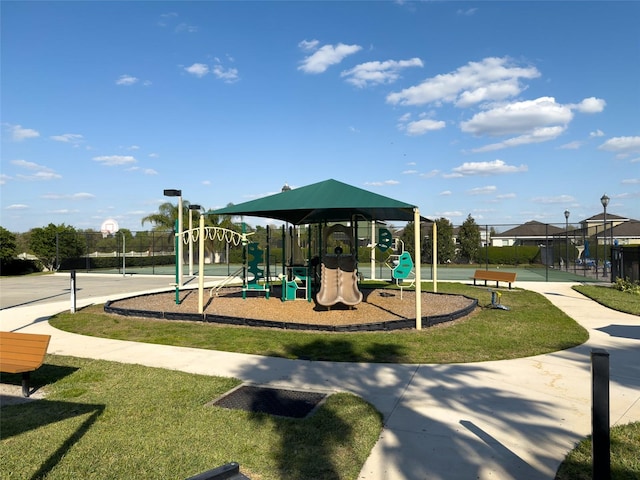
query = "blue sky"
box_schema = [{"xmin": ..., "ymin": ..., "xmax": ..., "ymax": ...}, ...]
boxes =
[{"xmin": 2, "ymin": 1, "xmax": 639, "ymax": 233}]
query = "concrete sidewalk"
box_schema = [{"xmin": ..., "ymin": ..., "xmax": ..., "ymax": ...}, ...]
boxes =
[{"xmin": 1, "ymin": 277, "xmax": 638, "ymax": 479}]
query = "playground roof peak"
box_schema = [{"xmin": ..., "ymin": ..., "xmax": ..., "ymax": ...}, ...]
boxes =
[{"xmin": 208, "ymin": 178, "xmax": 425, "ymax": 224}]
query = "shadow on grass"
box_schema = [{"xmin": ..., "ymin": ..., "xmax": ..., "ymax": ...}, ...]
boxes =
[
  {"xmin": 249, "ymin": 399, "xmax": 358, "ymax": 480},
  {"xmin": 1, "ymin": 399, "xmax": 105, "ymax": 479},
  {"xmin": 0, "ymin": 362, "xmax": 78, "ymax": 395},
  {"xmin": 279, "ymin": 338, "xmax": 408, "ymax": 363}
]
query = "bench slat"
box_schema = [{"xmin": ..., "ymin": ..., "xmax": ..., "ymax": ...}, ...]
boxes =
[
  {"xmin": 0, "ymin": 362, "xmax": 37, "ymax": 374},
  {"xmin": 0, "ymin": 332, "xmax": 51, "ymax": 371}
]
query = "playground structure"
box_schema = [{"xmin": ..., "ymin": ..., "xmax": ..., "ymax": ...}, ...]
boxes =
[
  {"xmin": 191, "ymin": 179, "xmax": 430, "ymax": 328},
  {"xmin": 177, "ymin": 214, "xmax": 426, "ymax": 315},
  {"xmin": 177, "ymin": 217, "xmax": 375, "ymax": 311},
  {"xmin": 383, "ymin": 238, "xmax": 415, "ymax": 299}
]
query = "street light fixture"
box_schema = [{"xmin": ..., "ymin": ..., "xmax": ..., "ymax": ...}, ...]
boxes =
[
  {"xmin": 164, "ymin": 189, "xmax": 183, "ymax": 289},
  {"xmin": 564, "ymin": 210, "xmax": 570, "ymax": 272},
  {"xmin": 600, "ymin": 194, "xmax": 609, "ymax": 278},
  {"xmin": 188, "ymin": 204, "xmax": 202, "ymax": 276}
]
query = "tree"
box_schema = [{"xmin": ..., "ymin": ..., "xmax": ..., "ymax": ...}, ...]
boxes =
[
  {"xmin": 29, "ymin": 223, "xmax": 84, "ymax": 271},
  {"xmin": 141, "ymin": 202, "xmax": 182, "ymax": 231},
  {"xmin": 399, "ymin": 221, "xmax": 428, "ymax": 263},
  {"xmin": 457, "ymin": 214, "xmax": 482, "ymax": 263},
  {"xmin": 424, "ymin": 218, "xmax": 455, "ymax": 263},
  {"xmin": 0, "ymin": 226, "xmax": 18, "ymax": 263}
]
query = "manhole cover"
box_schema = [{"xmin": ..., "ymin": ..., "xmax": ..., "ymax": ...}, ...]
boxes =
[{"xmin": 211, "ymin": 385, "xmax": 326, "ymax": 419}]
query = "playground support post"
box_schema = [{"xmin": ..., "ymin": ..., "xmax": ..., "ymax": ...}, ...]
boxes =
[
  {"xmin": 414, "ymin": 208, "xmax": 422, "ymax": 330},
  {"xmin": 432, "ymin": 221, "xmax": 437, "ymax": 293},
  {"xmin": 173, "ymin": 219, "xmax": 180, "ymax": 305},
  {"xmin": 122, "ymin": 231, "xmax": 126, "ymax": 277},
  {"xmin": 370, "ymin": 221, "xmax": 376, "ymax": 280},
  {"xmin": 198, "ymin": 213, "xmax": 205, "ymax": 314},
  {"xmin": 189, "ymin": 208, "xmax": 194, "ymax": 276}
]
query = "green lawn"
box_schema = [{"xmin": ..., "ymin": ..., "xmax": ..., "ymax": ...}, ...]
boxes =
[
  {"xmin": 50, "ymin": 283, "xmax": 589, "ymax": 364},
  {"xmin": 0, "ymin": 356, "xmax": 382, "ymax": 480},
  {"xmin": 555, "ymin": 422, "xmax": 640, "ymax": 480},
  {"xmin": 573, "ymin": 284, "xmax": 640, "ymax": 316}
]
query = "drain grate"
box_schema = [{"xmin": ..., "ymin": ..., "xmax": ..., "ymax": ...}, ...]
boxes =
[{"xmin": 211, "ymin": 385, "xmax": 326, "ymax": 419}]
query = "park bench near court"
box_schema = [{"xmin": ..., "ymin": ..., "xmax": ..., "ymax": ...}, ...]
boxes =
[
  {"xmin": 471, "ymin": 270, "xmax": 517, "ymax": 290},
  {"xmin": 0, "ymin": 331, "xmax": 51, "ymax": 397}
]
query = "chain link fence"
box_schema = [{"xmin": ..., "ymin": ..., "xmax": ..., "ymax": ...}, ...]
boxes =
[{"xmin": 50, "ymin": 222, "xmax": 638, "ymax": 283}]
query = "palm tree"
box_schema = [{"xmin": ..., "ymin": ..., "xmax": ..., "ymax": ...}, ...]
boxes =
[{"xmin": 141, "ymin": 201, "xmax": 192, "ymax": 231}]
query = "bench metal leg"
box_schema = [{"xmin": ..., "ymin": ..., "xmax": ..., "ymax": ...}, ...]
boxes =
[{"xmin": 21, "ymin": 372, "xmax": 30, "ymax": 397}]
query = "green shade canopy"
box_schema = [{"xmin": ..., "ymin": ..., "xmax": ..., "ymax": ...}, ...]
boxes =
[{"xmin": 208, "ymin": 179, "xmax": 424, "ymax": 225}]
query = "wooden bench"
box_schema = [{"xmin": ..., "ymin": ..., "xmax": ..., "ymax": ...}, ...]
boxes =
[
  {"xmin": 0, "ymin": 331, "xmax": 51, "ymax": 397},
  {"xmin": 471, "ymin": 270, "xmax": 517, "ymax": 290}
]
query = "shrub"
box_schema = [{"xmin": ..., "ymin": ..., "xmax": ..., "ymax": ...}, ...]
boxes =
[{"xmin": 613, "ymin": 277, "xmax": 640, "ymax": 295}]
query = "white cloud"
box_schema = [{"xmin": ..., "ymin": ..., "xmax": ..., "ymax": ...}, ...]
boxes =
[
  {"xmin": 439, "ymin": 190, "xmax": 452, "ymax": 196},
  {"xmin": 17, "ymin": 171, "xmax": 62, "ymax": 181},
  {"xmin": 93, "ymin": 155, "xmax": 136, "ymax": 166},
  {"xmin": 7, "ymin": 124, "xmax": 40, "ymax": 141},
  {"xmin": 298, "ymin": 39, "xmax": 319, "ymax": 52},
  {"xmin": 0, "ymin": 174, "xmax": 11, "ymax": 185},
  {"xmin": 436, "ymin": 211, "xmax": 463, "ymax": 218},
  {"xmin": 403, "ymin": 118, "xmax": 446, "ymax": 136},
  {"xmin": 531, "ymin": 194, "xmax": 576, "ymax": 204},
  {"xmin": 461, "ymin": 97, "xmax": 572, "ymax": 137},
  {"xmin": 50, "ymin": 133, "xmax": 84, "ymax": 143},
  {"xmin": 158, "ymin": 12, "xmax": 178, "ymax": 27},
  {"xmin": 12, "ymin": 159, "xmax": 45, "ymax": 170},
  {"xmin": 450, "ymin": 159, "xmax": 527, "ymax": 176},
  {"xmin": 573, "ymin": 97, "xmax": 606, "ymax": 113},
  {"xmin": 457, "ymin": 8, "xmax": 478, "ymax": 16},
  {"xmin": 402, "ymin": 169, "xmax": 418, "ymax": 175},
  {"xmin": 6, "ymin": 204, "xmax": 29, "ymax": 210},
  {"xmin": 467, "ymin": 185, "xmax": 497, "ymax": 195},
  {"xmin": 364, "ymin": 180, "xmax": 400, "ymax": 186},
  {"xmin": 598, "ymin": 136, "xmax": 640, "ymax": 156},
  {"xmin": 11, "ymin": 159, "xmax": 61, "ymax": 180},
  {"xmin": 386, "ymin": 56, "xmax": 540, "ymax": 107},
  {"xmin": 116, "ymin": 74, "xmax": 139, "ymax": 86},
  {"xmin": 472, "ymin": 125, "xmax": 566, "ymax": 152},
  {"xmin": 175, "ymin": 22, "xmax": 198, "ymax": 33},
  {"xmin": 185, "ymin": 63, "xmax": 209, "ymax": 77},
  {"xmin": 621, "ymin": 178, "xmax": 640, "ymax": 185},
  {"xmin": 590, "ymin": 129, "xmax": 605, "ymax": 137},
  {"xmin": 420, "ymin": 170, "xmax": 440, "ymax": 178},
  {"xmin": 42, "ymin": 193, "xmax": 95, "ymax": 200},
  {"xmin": 144, "ymin": 169, "xmax": 158, "ymax": 175},
  {"xmin": 559, "ymin": 140, "xmax": 583, "ymax": 150},
  {"xmin": 496, "ymin": 193, "xmax": 517, "ymax": 199},
  {"xmin": 298, "ymin": 42, "xmax": 362, "ymax": 74},
  {"xmin": 149, "ymin": 153, "xmax": 159, "ymax": 158},
  {"xmin": 341, "ymin": 58, "xmax": 423, "ymax": 88},
  {"xmin": 212, "ymin": 64, "xmax": 239, "ymax": 83}
]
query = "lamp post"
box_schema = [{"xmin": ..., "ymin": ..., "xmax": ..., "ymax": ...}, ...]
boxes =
[
  {"xmin": 164, "ymin": 189, "xmax": 183, "ymax": 288},
  {"xmin": 564, "ymin": 210, "xmax": 570, "ymax": 272},
  {"xmin": 600, "ymin": 194, "xmax": 609, "ymax": 279},
  {"xmin": 188, "ymin": 204, "xmax": 202, "ymax": 276}
]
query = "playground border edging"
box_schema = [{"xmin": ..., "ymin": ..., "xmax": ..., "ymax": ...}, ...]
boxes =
[{"xmin": 103, "ymin": 290, "xmax": 478, "ymax": 332}]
